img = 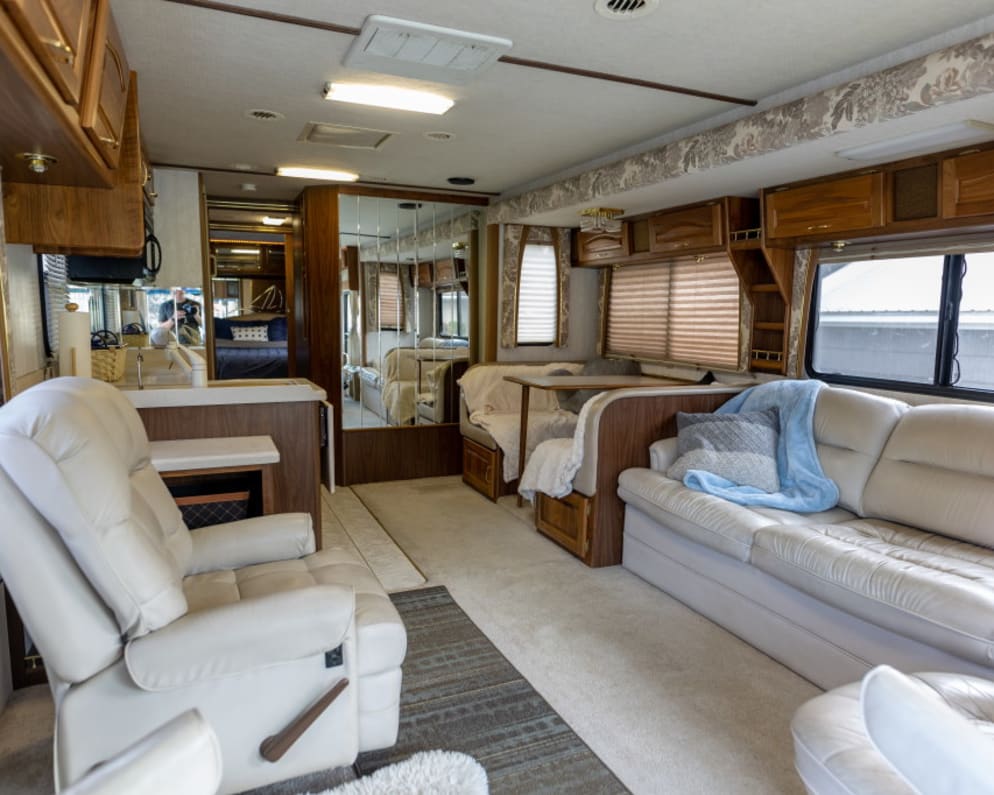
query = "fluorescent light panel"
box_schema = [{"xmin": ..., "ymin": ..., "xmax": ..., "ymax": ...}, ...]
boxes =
[
  {"xmin": 262, "ymin": 216, "xmax": 290, "ymax": 226},
  {"xmin": 836, "ymin": 120, "xmax": 994, "ymax": 161},
  {"xmin": 230, "ymin": 248, "xmax": 260, "ymax": 255},
  {"xmin": 276, "ymin": 166, "xmax": 359, "ymax": 181},
  {"xmin": 323, "ymin": 82, "xmax": 453, "ymax": 115}
]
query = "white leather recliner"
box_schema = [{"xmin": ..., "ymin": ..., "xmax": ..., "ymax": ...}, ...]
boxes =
[{"xmin": 0, "ymin": 377, "xmax": 407, "ymax": 793}]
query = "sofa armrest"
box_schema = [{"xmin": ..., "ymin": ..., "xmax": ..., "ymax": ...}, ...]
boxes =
[
  {"xmin": 186, "ymin": 513, "xmax": 315, "ymax": 575},
  {"xmin": 649, "ymin": 437, "xmax": 680, "ymax": 472},
  {"xmin": 126, "ymin": 585, "xmax": 353, "ymax": 690}
]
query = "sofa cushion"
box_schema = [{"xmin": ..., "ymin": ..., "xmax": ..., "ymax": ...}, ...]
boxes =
[
  {"xmin": 667, "ymin": 408, "xmax": 781, "ymax": 493},
  {"xmin": 812, "ymin": 387, "xmax": 908, "ymax": 515},
  {"xmin": 752, "ymin": 519, "xmax": 994, "ymax": 667},
  {"xmin": 862, "ymin": 404, "xmax": 994, "ymax": 548},
  {"xmin": 618, "ymin": 468, "xmax": 853, "ymax": 562}
]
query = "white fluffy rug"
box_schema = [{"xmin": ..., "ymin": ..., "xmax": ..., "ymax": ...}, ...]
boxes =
[{"xmin": 311, "ymin": 751, "xmax": 488, "ymax": 795}]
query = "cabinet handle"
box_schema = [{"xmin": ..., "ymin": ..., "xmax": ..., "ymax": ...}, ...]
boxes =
[
  {"xmin": 42, "ymin": 38, "xmax": 74, "ymax": 65},
  {"xmin": 98, "ymin": 135, "xmax": 120, "ymax": 149},
  {"xmin": 806, "ymin": 223, "xmax": 832, "ymax": 231}
]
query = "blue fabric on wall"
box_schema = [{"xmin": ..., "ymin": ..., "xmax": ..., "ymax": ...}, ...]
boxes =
[{"xmin": 681, "ymin": 379, "xmax": 840, "ymax": 511}]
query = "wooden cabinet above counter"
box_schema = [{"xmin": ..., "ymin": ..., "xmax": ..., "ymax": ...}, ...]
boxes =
[{"xmin": 0, "ymin": 0, "xmax": 130, "ymax": 188}]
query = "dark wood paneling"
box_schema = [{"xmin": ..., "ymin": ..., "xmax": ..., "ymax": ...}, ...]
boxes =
[
  {"xmin": 343, "ymin": 424, "xmax": 462, "ymax": 485},
  {"xmin": 587, "ymin": 390, "xmax": 735, "ymax": 567},
  {"xmin": 484, "ymin": 224, "xmax": 499, "ymax": 362},
  {"xmin": 137, "ymin": 401, "xmax": 322, "ymax": 546}
]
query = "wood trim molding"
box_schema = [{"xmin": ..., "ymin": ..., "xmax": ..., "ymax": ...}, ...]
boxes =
[{"xmin": 484, "ymin": 224, "xmax": 500, "ymax": 361}]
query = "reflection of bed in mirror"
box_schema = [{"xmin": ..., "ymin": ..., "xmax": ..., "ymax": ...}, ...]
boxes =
[
  {"xmin": 359, "ymin": 339, "xmax": 469, "ymax": 425},
  {"xmin": 213, "ymin": 314, "xmax": 289, "ymax": 380}
]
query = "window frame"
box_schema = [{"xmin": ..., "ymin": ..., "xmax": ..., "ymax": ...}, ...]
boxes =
[
  {"xmin": 436, "ymin": 287, "xmax": 469, "ymax": 339},
  {"xmin": 377, "ymin": 268, "xmax": 405, "ymax": 331},
  {"xmin": 804, "ymin": 251, "xmax": 994, "ymax": 404}
]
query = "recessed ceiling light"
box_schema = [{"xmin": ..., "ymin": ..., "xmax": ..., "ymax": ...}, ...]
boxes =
[
  {"xmin": 244, "ymin": 109, "xmax": 285, "ymax": 122},
  {"xmin": 231, "ymin": 163, "xmax": 256, "ymax": 171},
  {"xmin": 323, "ymin": 82, "xmax": 454, "ymax": 115},
  {"xmin": 276, "ymin": 166, "xmax": 360, "ymax": 182},
  {"xmin": 425, "ymin": 131, "xmax": 455, "ymax": 142},
  {"xmin": 262, "ymin": 216, "xmax": 291, "ymax": 226},
  {"xmin": 447, "ymin": 176, "xmax": 475, "ymax": 186}
]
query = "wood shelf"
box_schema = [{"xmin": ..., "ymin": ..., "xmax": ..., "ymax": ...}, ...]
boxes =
[
  {"xmin": 754, "ymin": 321, "xmax": 785, "ymax": 331},
  {"xmin": 750, "ymin": 283, "xmax": 781, "ymax": 293},
  {"xmin": 750, "ymin": 358, "xmax": 786, "ymax": 372}
]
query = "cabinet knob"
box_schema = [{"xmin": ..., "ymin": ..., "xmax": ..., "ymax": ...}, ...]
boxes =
[{"xmin": 42, "ymin": 38, "xmax": 74, "ymax": 65}]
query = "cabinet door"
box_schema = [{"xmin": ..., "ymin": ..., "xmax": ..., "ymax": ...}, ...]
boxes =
[
  {"xmin": 3, "ymin": 0, "xmax": 93, "ymax": 106},
  {"xmin": 79, "ymin": 0, "xmax": 129, "ymax": 168},
  {"xmin": 648, "ymin": 204, "xmax": 722, "ymax": 253},
  {"xmin": 942, "ymin": 149, "xmax": 994, "ymax": 219},
  {"xmin": 575, "ymin": 225, "xmax": 630, "ymax": 264},
  {"xmin": 766, "ymin": 173, "xmax": 884, "ymax": 239}
]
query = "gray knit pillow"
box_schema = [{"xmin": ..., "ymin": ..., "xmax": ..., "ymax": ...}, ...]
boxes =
[{"xmin": 667, "ymin": 408, "xmax": 781, "ymax": 492}]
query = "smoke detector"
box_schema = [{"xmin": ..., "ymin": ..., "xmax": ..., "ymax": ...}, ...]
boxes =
[
  {"xmin": 344, "ymin": 15, "xmax": 512, "ymax": 85},
  {"xmin": 594, "ymin": 0, "xmax": 660, "ymax": 19}
]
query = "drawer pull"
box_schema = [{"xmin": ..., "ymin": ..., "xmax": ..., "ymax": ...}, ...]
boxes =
[
  {"xmin": 806, "ymin": 223, "xmax": 832, "ymax": 231},
  {"xmin": 98, "ymin": 135, "xmax": 120, "ymax": 149},
  {"xmin": 42, "ymin": 38, "xmax": 74, "ymax": 65}
]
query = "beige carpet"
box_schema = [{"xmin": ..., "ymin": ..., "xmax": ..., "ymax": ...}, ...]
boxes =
[{"xmin": 352, "ymin": 476, "xmax": 820, "ymax": 795}]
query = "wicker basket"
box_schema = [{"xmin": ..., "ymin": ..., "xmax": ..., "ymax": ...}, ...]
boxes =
[{"xmin": 91, "ymin": 346, "xmax": 128, "ymax": 382}]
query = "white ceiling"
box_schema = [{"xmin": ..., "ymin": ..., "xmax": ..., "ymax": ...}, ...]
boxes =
[{"xmin": 113, "ymin": 0, "xmax": 994, "ymax": 216}]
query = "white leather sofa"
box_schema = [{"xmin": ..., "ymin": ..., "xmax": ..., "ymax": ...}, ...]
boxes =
[
  {"xmin": 0, "ymin": 377, "xmax": 406, "ymax": 793},
  {"xmin": 792, "ymin": 665, "xmax": 994, "ymax": 794},
  {"xmin": 619, "ymin": 384, "xmax": 994, "ymax": 688}
]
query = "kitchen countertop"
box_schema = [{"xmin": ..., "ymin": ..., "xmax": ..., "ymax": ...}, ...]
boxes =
[{"xmin": 119, "ymin": 378, "xmax": 327, "ymax": 408}]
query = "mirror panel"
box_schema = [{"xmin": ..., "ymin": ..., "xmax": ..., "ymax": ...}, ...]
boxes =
[{"xmin": 340, "ymin": 194, "xmax": 476, "ymax": 428}]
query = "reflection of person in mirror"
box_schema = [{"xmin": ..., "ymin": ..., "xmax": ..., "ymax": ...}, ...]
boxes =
[{"xmin": 155, "ymin": 288, "xmax": 202, "ymax": 346}]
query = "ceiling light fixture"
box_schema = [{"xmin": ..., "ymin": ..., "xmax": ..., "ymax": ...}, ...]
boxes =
[
  {"xmin": 262, "ymin": 216, "xmax": 290, "ymax": 226},
  {"xmin": 835, "ymin": 120, "xmax": 994, "ymax": 161},
  {"xmin": 580, "ymin": 207, "xmax": 624, "ymax": 232},
  {"xmin": 323, "ymin": 82, "xmax": 454, "ymax": 115},
  {"xmin": 276, "ymin": 166, "xmax": 360, "ymax": 181},
  {"xmin": 447, "ymin": 176, "xmax": 475, "ymax": 186},
  {"xmin": 231, "ymin": 248, "xmax": 261, "ymax": 255}
]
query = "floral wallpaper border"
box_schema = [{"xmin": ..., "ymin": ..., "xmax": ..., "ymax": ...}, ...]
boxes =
[{"xmin": 487, "ymin": 32, "xmax": 994, "ymax": 225}]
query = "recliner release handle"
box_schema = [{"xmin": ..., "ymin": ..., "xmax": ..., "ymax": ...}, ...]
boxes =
[{"xmin": 259, "ymin": 677, "xmax": 349, "ymax": 763}]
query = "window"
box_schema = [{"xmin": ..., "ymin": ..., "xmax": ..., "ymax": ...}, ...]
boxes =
[
  {"xmin": 516, "ymin": 243, "xmax": 557, "ymax": 344},
  {"xmin": 378, "ymin": 270, "xmax": 405, "ymax": 330},
  {"xmin": 605, "ymin": 258, "xmax": 740, "ymax": 368},
  {"xmin": 807, "ymin": 250, "xmax": 994, "ymax": 395},
  {"xmin": 438, "ymin": 288, "xmax": 469, "ymax": 339}
]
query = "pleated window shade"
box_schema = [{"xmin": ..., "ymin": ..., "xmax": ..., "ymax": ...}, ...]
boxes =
[
  {"xmin": 42, "ymin": 254, "xmax": 69, "ymax": 356},
  {"xmin": 606, "ymin": 258, "xmax": 740, "ymax": 368},
  {"xmin": 516, "ymin": 243, "xmax": 558, "ymax": 344},
  {"xmin": 378, "ymin": 271, "xmax": 405, "ymax": 330}
]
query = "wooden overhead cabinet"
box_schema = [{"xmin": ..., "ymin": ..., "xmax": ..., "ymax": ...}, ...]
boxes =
[
  {"xmin": 79, "ymin": 0, "xmax": 129, "ymax": 169},
  {"xmin": 2, "ymin": 0, "xmax": 94, "ymax": 107},
  {"xmin": 648, "ymin": 203, "xmax": 723, "ymax": 253},
  {"xmin": 942, "ymin": 149, "xmax": 994, "ymax": 219},
  {"xmin": 574, "ymin": 225, "xmax": 631, "ymax": 264},
  {"xmin": 765, "ymin": 173, "xmax": 885, "ymax": 241}
]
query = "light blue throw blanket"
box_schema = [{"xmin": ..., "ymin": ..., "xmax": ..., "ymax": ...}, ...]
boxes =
[{"xmin": 682, "ymin": 380, "xmax": 840, "ymax": 511}]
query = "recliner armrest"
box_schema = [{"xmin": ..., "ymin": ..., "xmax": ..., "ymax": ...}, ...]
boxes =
[
  {"xmin": 186, "ymin": 513, "xmax": 315, "ymax": 575},
  {"xmin": 125, "ymin": 585, "xmax": 353, "ymax": 690},
  {"xmin": 649, "ymin": 437, "xmax": 680, "ymax": 472}
]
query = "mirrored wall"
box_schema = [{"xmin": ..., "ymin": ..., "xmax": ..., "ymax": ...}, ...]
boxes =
[{"xmin": 339, "ymin": 195, "xmax": 478, "ymax": 428}]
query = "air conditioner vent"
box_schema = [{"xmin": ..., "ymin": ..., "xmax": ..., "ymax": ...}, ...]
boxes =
[
  {"xmin": 298, "ymin": 123, "xmax": 392, "ymax": 150},
  {"xmin": 344, "ymin": 15, "xmax": 512, "ymax": 85},
  {"xmin": 244, "ymin": 109, "xmax": 285, "ymax": 121},
  {"xmin": 594, "ymin": 0, "xmax": 660, "ymax": 19}
]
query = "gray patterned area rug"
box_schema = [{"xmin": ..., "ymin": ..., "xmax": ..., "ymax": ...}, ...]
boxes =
[{"xmin": 356, "ymin": 586, "xmax": 629, "ymax": 794}]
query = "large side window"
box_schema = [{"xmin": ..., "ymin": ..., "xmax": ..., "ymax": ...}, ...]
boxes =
[
  {"xmin": 438, "ymin": 287, "xmax": 469, "ymax": 339},
  {"xmin": 605, "ymin": 258, "xmax": 740, "ymax": 369},
  {"xmin": 807, "ymin": 250, "xmax": 994, "ymax": 395},
  {"xmin": 515, "ymin": 243, "xmax": 557, "ymax": 345}
]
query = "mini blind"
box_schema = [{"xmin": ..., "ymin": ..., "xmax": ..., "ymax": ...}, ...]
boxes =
[
  {"xmin": 41, "ymin": 254, "xmax": 69, "ymax": 356},
  {"xmin": 516, "ymin": 243, "xmax": 557, "ymax": 344},
  {"xmin": 378, "ymin": 270, "xmax": 404, "ymax": 330},
  {"xmin": 606, "ymin": 258, "xmax": 740, "ymax": 368}
]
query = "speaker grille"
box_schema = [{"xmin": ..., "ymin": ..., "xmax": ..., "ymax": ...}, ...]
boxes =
[{"xmin": 892, "ymin": 163, "xmax": 938, "ymax": 222}]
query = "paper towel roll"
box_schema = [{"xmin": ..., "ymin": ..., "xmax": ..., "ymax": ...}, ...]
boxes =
[{"xmin": 59, "ymin": 310, "xmax": 92, "ymax": 378}]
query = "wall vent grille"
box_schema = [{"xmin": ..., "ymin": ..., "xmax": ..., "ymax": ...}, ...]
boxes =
[{"xmin": 594, "ymin": 0, "xmax": 659, "ymax": 19}]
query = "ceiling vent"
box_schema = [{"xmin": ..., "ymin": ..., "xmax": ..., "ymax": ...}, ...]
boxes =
[
  {"xmin": 594, "ymin": 0, "xmax": 660, "ymax": 19},
  {"xmin": 343, "ymin": 15, "xmax": 512, "ymax": 85},
  {"xmin": 244, "ymin": 109, "xmax": 285, "ymax": 122},
  {"xmin": 298, "ymin": 122, "xmax": 392, "ymax": 150}
]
